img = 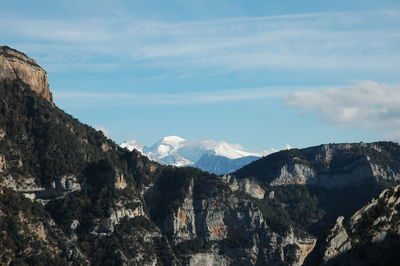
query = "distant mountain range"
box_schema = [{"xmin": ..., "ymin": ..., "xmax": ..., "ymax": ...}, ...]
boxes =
[{"xmin": 120, "ymin": 136, "xmax": 263, "ymax": 174}]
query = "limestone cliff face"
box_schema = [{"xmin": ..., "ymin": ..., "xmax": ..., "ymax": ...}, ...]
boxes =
[
  {"xmin": 321, "ymin": 216, "xmax": 352, "ymax": 262},
  {"xmin": 152, "ymin": 175, "xmax": 316, "ymax": 265},
  {"xmin": 264, "ymin": 228, "xmax": 316, "ymax": 266},
  {"xmin": 223, "ymin": 175, "xmax": 265, "ymax": 199},
  {"xmin": 162, "ymin": 178, "xmax": 197, "ymax": 242},
  {"xmin": 314, "ymin": 185, "xmax": 400, "ymax": 265},
  {"xmin": 0, "ymin": 46, "xmax": 52, "ymax": 102},
  {"xmin": 270, "ymin": 162, "xmax": 316, "ymax": 186},
  {"xmin": 4, "ymin": 47, "xmax": 400, "ymax": 266},
  {"xmin": 235, "ymin": 142, "xmax": 400, "ymax": 189}
]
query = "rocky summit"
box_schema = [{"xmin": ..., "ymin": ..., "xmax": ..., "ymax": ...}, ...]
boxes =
[
  {"xmin": 0, "ymin": 46, "xmax": 52, "ymax": 102},
  {"xmin": 1, "ymin": 47, "xmax": 400, "ymax": 266}
]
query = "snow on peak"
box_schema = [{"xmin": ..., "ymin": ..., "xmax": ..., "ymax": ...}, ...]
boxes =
[
  {"xmin": 212, "ymin": 142, "xmax": 261, "ymax": 159},
  {"xmin": 120, "ymin": 140, "xmax": 144, "ymax": 153},
  {"xmin": 148, "ymin": 135, "xmax": 187, "ymax": 159},
  {"xmin": 121, "ymin": 136, "xmax": 262, "ymax": 167},
  {"xmin": 120, "ymin": 137, "xmax": 292, "ymax": 173},
  {"xmin": 160, "ymin": 135, "xmax": 186, "ymax": 144}
]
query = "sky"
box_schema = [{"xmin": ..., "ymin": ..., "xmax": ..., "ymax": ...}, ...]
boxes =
[{"xmin": 1, "ymin": 0, "xmax": 400, "ymax": 152}]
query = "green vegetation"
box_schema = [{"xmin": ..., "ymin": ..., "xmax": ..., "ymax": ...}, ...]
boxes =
[
  {"xmin": 234, "ymin": 149, "xmax": 309, "ymax": 183},
  {"xmin": 147, "ymin": 166, "xmax": 218, "ymax": 226},
  {"xmin": 0, "ymin": 79, "xmax": 148, "ymax": 188},
  {"xmin": 176, "ymin": 238, "xmax": 212, "ymax": 254},
  {"xmin": 235, "ymin": 142, "xmax": 400, "ymax": 182},
  {"xmin": 0, "ymin": 189, "xmax": 68, "ymax": 265},
  {"xmin": 245, "ymin": 185, "xmax": 322, "ymax": 234},
  {"xmin": 3, "ymin": 73, "xmax": 400, "ymax": 265}
]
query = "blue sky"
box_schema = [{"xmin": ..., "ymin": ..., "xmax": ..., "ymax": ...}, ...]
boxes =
[{"xmin": 2, "ymin": 0, "xmax": 400, "ymax": 152}]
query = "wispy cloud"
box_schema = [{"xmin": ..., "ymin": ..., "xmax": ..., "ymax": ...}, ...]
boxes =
[
  {"xmin": 261, "ymin": 144, "xmax": 294, "ymax": 156},
  {"xmin": 285, "ymin": 81, "xmax": 400, "ymax": 139},
  {"xmin": 2, "ymin": 9, "xmax": 399, "ymax": 73},
  {"xmin": 95, "ymin": 125, "xmax": 112, "ymax": 138},
  {"xmin": 54, "ymin": 87, "xmax": 288, "ymax": 106}
]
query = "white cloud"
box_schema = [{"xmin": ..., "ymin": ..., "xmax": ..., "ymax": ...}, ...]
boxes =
[
  {"xmin": 2, "ymin": 9, "xmax": 399, "ymax": 73},
  {"xmin": 261, "ymin": 144, "xmax": 293, "ymax": 156},
  {"xmin": 285, "ymin": 81, "xmax": 400, "ymax": 136},
  {"xmin": 53, "ymin": 86, "xmax": 288, "ymax": 106},
  {"xmin": 95, "ymin": 125, "xmax": 112, "ymax": 138}
]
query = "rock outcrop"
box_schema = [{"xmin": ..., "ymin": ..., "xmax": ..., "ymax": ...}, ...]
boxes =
[
  {"xmin": 234, "ymin": 142, "xmax": 400, "ymax": 189},
  {"xmin": 147, "ymin": 172, "xmax": 316, "ymax": 265},
  {"xmin": 162, "ymin": 179, "xmax": 197, "ymax": 242},
  {"xmin": 0, "ymin": 46, "xmax": 52, "ymax": 102},
  {"xmin": 313, "ymin": 185, "xmax": 400, "ymax": 265},
  {"xmin": 223, "ymin": 175, "xmax": 265, "ymax": 199},
  {"xmin": 3, "ymin": 46, "xmax": 400, "ymax": 266},
  {"xmin": 322, "ymin": 216, "xmax": 352, "ymax": 262}
]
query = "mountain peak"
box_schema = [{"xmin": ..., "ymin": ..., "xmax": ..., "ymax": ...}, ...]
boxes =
[
  {"xmin": 0, "ymin": 46, "xmax": 52, "ymax": 102},
  {"xmin": 160, "ymin": 135, "xmax": 186, "ymax": 144},
  {"xmin": 212, "ymin": 142, "xmax": 261, "ymax": 159},
  {"xmin": 120, "ymin": 136, "xmax": 262, "ymax": 173}
]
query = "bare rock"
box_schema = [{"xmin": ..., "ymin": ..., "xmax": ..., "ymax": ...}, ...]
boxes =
[
  {"xmin": 322, "ymin": 216, "xmax": 352, "ymax": 262},
  {"xmin": 163, "ymin": 179, "xmax": 197, "ymax": 242},
  {"xmin": 0, "ymin": 46, "xmax": 52, "ymax": 102},
  {"xmin": 0, "ymin": 154, "xmax": 7, "ymax": 172},
  {"xmin": 189, "ymin": 253, "xmax": 229, "ymax": 266},
  {"xmin": 271, "ymin": 162, "xmax": 316, "ymax": 186},
  {"xmin": 114, "ymin": 171, "xmax": 127, "ymax": 190},
  {"xmin": 224, "ymin": 175, "xmax": 265, "ymax": 199}
]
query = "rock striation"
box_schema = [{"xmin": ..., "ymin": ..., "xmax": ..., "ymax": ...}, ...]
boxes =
[
  {"xmin": 234, "ymin": 142, "xmax": 400, "ymax": 189},
  {"xmin": 0, "ymin": 46, "xmax": 52, "ymax": 102},
  {"xmin": 312, "ymin": 185, "xmax": 400, "ymax": 265}
]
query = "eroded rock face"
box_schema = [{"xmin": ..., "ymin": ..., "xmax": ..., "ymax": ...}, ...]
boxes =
[
  {"xmin": 0, "ymin": 46, "xmax": 52, "ymax": 102},
  {"xmin": 224, "ymin": 175, "xmax": 265, "ymax": 199},
  {"xmin": 163, "ymin": 179, "xmax": 197, "ymax": 242},
  {"xmin": 2, "ymin": 175, "xmax": 43, "ymax": 192},
  {"xmin": 316, "ymin": 185, "xmax": 400, "ymax": 265},
  {"xmin": 53, "ymin": 175, "xmax": 81, "ymax": 193},
  {"xmin": 264, "ymin": 228, "xmax": 316, "ymax": 266},
  {"xmin": 271, "ymin": 163, "xmax": 316, "ymax": 186},
  {"xmin": 189, "ymin": 253, "xmax": 229, "ymax": 266},
  {"xmin": 0, "ymin": 155, "xmax": 6, "ymax": 172},
  {"xmin": 322, "ymin": 216, "xmax": 352, "ymax": 262},
  {"xmin": 155, "ymin": 175, "xmax": 316, "ymax": 265},
  {"xmin": 114, "ymin": 171, "xmax": 127, "ymax": 190},
  {"xmin": 5, "ymin": 46, "xmax": 400, "ymax": 265},
  {"xmin": 91, "ymin": 198, "xmax": 146, "ymax": 236},
  {"xmin": 236, "ymin": 142, "xmax": 400, "ymax": 189},
  {"xmin": 269, "ymin": 155, "xmax": 387, "ymax": 189},
  {"xmin": 110, "ymin": 199, "xmax": 146, "ymax": 226}
]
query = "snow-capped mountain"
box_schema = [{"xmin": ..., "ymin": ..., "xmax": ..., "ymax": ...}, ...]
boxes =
[
  {"xmin": 120, "ymin": 136, "xmax": 263, "ymax": 173},
  {"xmin": 120, "ymin": 139, "xmax": 144, "ymax": 153}
]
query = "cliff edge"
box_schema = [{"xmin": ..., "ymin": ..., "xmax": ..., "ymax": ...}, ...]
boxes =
[{"xmin": 0, "ymin": 46, "xmax": 52, "ymax": 102}]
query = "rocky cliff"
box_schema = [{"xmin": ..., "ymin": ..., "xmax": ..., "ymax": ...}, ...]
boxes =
[
  {"xmin": 0, "ymin": 47, "xmax": 317, "ymax": 265},
  {"xmin": 234, "ymin": 142, "xmax": 400, "ymax": 189},
  {"xmin": 0, "ymin": 46, "xmax": 52, "ymax": 102},
  {"xmin": 307, "ymin": 185, "xmax": 400, "ymax": 265},
  {"xmin": 1, "ymin": 47, "xmax": 400, "ymax": 265}
]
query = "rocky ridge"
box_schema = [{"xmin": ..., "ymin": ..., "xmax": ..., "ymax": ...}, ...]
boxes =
[
  {"xmin": 1, "ymin": 47, "xmax": 400, "ymax": 265},
  {"xmin": 0, "ymin": 46, "xmax": 52, "ymax": 102},
  {"xmin": 309, "ymin": 185, "xmax": 400, "ymax": 265},
  {"xmin": 235, "ymin": 142, "xmax": 400, "ymax": 189},
  {"xmin": 0, "ymin": 47, "xmax": 317, "ymax": 265}
]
